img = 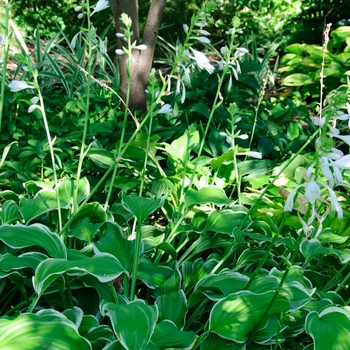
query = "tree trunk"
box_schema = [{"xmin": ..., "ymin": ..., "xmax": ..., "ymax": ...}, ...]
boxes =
[{"xmin": 109, "ymin": 0, "xmax": 167, "ymax": 112}]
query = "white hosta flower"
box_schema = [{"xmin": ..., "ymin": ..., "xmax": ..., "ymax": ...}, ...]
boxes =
[
  {"xmin": 195, "ymin": 22, "xmax": 207, "ymax": 27},
  {"xmin": 70, "ymin": 33, "xmax": 79, "ymax": 48},
  {"xmin": 219, "ymin": 132, "xmax": 233, "ymax": 144},
  {"xmin": 331, "ymin": 134, "xmax": 350, "ymax": 147},
  {"xmin": 135, "ymin": 44, "xmax": 147, "ymax": 51},
  {"xmin": 197, "ymin": 29, "xmax": 210, "ymax": 36},
  {"xmin": 191, "ymin": 36, "xmax": 210, "ymax": 44},
  {"xmin": 324, "ymin": 183, "xmax": 343, "ymax": 219},
  {"xmin": 74, "ymin": 6, "xmax": 82, "ymax": 12},
  {"xmin": 183, "ymin": 24, "xmax": 189, "ymax": 33},
  {"xmin": 312, "ymin": 117, "xmax": 326, "ymax": 127},
  {"xmin": 99, "ymin": 39, "xmax": 106, "ymax": 54},
  {"xmin": 305, "ymin": 179, "xmax": 321, "ymax": 204},
  {"xmin": 90, "ymin": 0, "xmax": 109, "ymax": 16},
  {"xmin": 116, "ymin": 32, "xmax": 125, "ymax": 38},
  {"xmin": 30, "ymin": 96, "xmax": 39, "ymax": 104},
  {"xmin": 115, "ymin": 49, "xmax": 125, "ymax": 55},
  {"xmin": 239, "ymin": 151, "xmax": 262, "ymax": 159},
  {"xmin": 77, "ymin": 13, "xmax": 84, "ymax": 19},
  {"xmin": 328, "ymin": 154, "xmax": 350, "ymax": 169},
  {"xmin": 158, "ymin": 104, "xmax": 172, "ymax": 114},
  {"xmin": 8, "ymin": 80, "xmax": 35, "ymax": 92},
  {"xmin": 190, "ymin": 48, "xmax": 214, "ymax": 74}
]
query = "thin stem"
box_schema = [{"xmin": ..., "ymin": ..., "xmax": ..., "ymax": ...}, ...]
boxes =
[
  {"xmin": 0, "ymin": 0, "xmax": 11, "ymax": 133},
  {"xmin": 73, "ymin": 1, "xmax": 93, "ymax": 214},
  {"xmin": 33, "ymin": 74, "xmax": 63, "ymax": 232},
  {"xmin": 130, "ymin": 223, "xmax": 142, "ymax": 301}
]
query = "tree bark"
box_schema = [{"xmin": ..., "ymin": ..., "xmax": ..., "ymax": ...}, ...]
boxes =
[{"xmin": 109, "ymin": 0, "xmax": 167, "ymax": 112}]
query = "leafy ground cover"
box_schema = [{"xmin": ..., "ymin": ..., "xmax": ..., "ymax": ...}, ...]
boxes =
[{"xmin": 0, "ymin": 1, "xmax": 350, "ymax": 349}]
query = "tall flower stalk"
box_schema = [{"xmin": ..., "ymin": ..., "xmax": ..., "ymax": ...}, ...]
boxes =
[
  {"xmin": 0, "ymin": 0, "xmax": 12, "ymax": 133},
  {"xmin": 283, "ymin": 24, "xmax": 350, "ymax": 236}
]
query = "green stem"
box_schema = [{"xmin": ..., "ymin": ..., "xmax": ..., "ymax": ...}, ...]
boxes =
[
  {"xmin": 239, "ymin": 128, "xmax": 319, "ymax": 230},
  {"xmin": 73, "ymin": 1, "xmax": 93, "ymax": 214},
  {"xmin": 33, "ymin": 74, "xmax": 63, "ymax": 232},
  {"xmin": 130, "ymin": 223, "xmax": 142, "ymax": 301},
  {"xmin": 0, "ymin": 0, "xmax": 11, "ymax": 133},
  {"xmin": 322, "ymin": 258, "xmax": 350, "ymax": 292}
]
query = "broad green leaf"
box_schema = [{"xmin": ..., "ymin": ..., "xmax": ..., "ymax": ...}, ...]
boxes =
[
  {"xmin": 34, "ymin": 252, "xmax": 124, "ymax": 297},
  {"xmin": 73, "ymin": 202, "xmax": 114, "ymax": 223},
  {"xmin": 153, "ymin": 264, "xmax": 182, "ymax": 297},
  {"xmin": 94, "ymin": 221, "xmax": 135, "ymax": 272},
  {"xmin": 57, "ymin": 177, "xmax": 90, "ymax": 204},
  {"xmin": 122, "ymin": 193, "xmax": 164, "ymax": 224},
  {"xmin": 282, "ymin": 73, "xmax": 313, "ymax": 86},
  {"xmin": 301, "ymin": 238, "xmax": 350, "ymax": 264},
  {"xmin": 20, "ymin": 178, "xmax": 89, "ymax": 223},
  {"xmin": 209, "ymin": 290, "xmax": 289, "ymax": 342},
  {"xmin": 305, "ymin": 307, "xmax": 350, "ymax": 350},
  {"xmin": 253, "ymin": 316, "xmax": 288, "ymax": 345},
  {"xmin": 20, "ymin": 189, "xmax": 71, "ymax": 223},
  {"xmin": 205, "ymin": 209, "xmax": 249, "ymax": 234},
  {"xmin": 149, "ymin": 320, "xmax": 197, "ymax": 349},
  {"xmin": 0, "ymin": 311, "xmax": 91, "ymax": 349},
  {"xmin": 185, "ymin": 186, "xmax": 232, "ymax": 209},
  {"xmin": 137, "ymin": 256, "xmax": 173, "ymax": 289},
  {"xmin": 0, "ymin": 252, "xmax": 47, "ymax": 271},
  {"xmin": 0, "ymin": 223, "xmax": 66, "ymax": 258},
  {"xmin": 234, "ymin": 248, "xmax": 277, "ymax": 271},
  {"xmin": 68, "ymin": 217, "xmax": 102, "ymax": 243},
  {"xmin": 195, "ymin": 272, "xmax": 249, "ymax": 300},
  {"xmin": 200, "ymin": 333, "xmax": 237, "ymax": 350},
  {"xmin": 63, "ymin": 306, "xmax": 84, "ymax": 327},
  {"xmin": 0, "ymin": 200, "xmax": 22, "ymax": 224},
  {"xmin": 162, "ymin": 129, "xmax": 199, "ymax": 163},
  {"xmin": 103, "ymin": 300, "xmax": 158, "ymax": 350},
  {"xmin": 156, "ymin": 290, "xmax": 187, "ymax": 328}
]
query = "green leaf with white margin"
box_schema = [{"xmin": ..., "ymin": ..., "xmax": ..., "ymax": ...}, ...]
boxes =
[
  {"xmin": 19, "ymin": 178, "xmax": 89, "ymax": 223},
  {"xmin": 185, "ymin": 186, "xmax": 232, "ymax": 209},
  {"xmin": 156, "ymin": 290, "xmax": 187, "ymax": 328},
  {"xmin": 19, "ymin": 189, "xmax": 71, "ymax": 223},
  {"xmin": 0, "ymin": 311, "xmax": 91, "ymax": 349},
  {"xmin": 305, "ymin": 306, "xmax": 350, "ymax": 350},
  {"xmin": 204, "ymin": 208, "xmax": 250, "ymax": 234},
  {"xmin": 68, "ymin": 217, "xmax": 102, "ymax": 244},
  {"xmin": 122, "ymin": 193, "xmax": 164, "ymax": 224},
  {"xmin": 282, "ymin": 73, "xmax": 313, "ymax": 86},
  {"xmin": 0, "ymin": 223, "xmax": 66, "ymax": 258},
  {"xmin": 301, "ymin": 238, "xmax": 350, "ymax": 264},
  {"xmin": 200, "ymin": 333, "xmax": 237, "ymax": 350},
  {"xmin": 148, "ymin": 320, "xmax": 197, "ymax": 349},
  {"xmin": 0, "ymin": 252, "xmax": 47, "ymax": 271},
  {"xmin": 0, "ymin": 200, "xmax": 22, "ymax": 224},
  {"xmin": 34, "ymin": 252, "xmax": 124, "ymax": 297},
  {"xmin": 209, "ymin": 290, "xmax": 290, "ymax": 343},
  {"xmin": 57, "ymin": 177, "xmax": 90, "ymax": 203},
  {"xmin": 103, "ymin": 299, "xmax": 158, "ymax": 350},
  {"xmin": 94, "ymin": 221, "xmax": 136, "ymax": 272}
]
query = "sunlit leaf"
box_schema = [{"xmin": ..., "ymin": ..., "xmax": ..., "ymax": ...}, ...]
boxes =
[
  {"xmin": 0, "ymin": 223, "xmax": 66, "ymax": 258},
  {"xmin": 103, "ymin": 300, "xmax": 158, "ymax": 350},
  {"xmin": 156, "ymin": 290, "xmax": 187, "ymax": 328},
  {"xmin": 0, "ymin": 200, "xmax": 22, "ymax": 224},
  {"xmin": 305, "ymin": 306, "xmax": 350, "ymax": 350},
  {"xmin": 0, "ymin": 311, "xmax": 91, "ymax": 349},
  {"xmin": 122, "ymin": 193, "xmax": 164, "ymax": 223},
  {"xmin": 185, "ymin": 186, "xmax": 232, "ymax": 209},
  {"xmin": 34, "ymin": 252, "xmax": 124, "ymax": 297},
  {"xmin": 209, "ymin": 290, "xmax": 289, "ymax": 342},
  {"xmin": 94, "ymin": 221, "xmax": 136, "ymax": 272},
  {"xmin": 204, "ymin": 209, "xmax": 249, "ymax": 234},
  {"xmin": 0, "ymin": 252, "xmax": 47, "ymax": 271},
  {"xmin": 149, "ymin": 320, "xmax": 197, "ymax": 349}
]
